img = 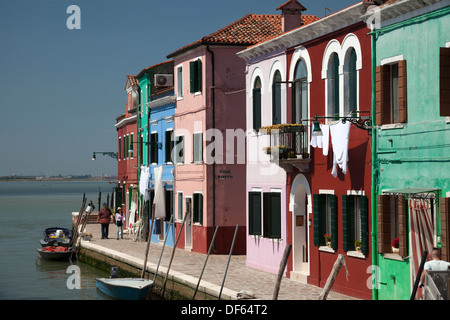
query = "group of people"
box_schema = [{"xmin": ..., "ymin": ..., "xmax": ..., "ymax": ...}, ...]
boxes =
[{"xmin": 96, "ymin": 203, "xmax": 125, "ymax": 240}]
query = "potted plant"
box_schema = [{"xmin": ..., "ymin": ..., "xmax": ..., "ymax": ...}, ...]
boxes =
[
  {"xmin": 324, "ymin": 234, "xmax": 331, "ymax": 247},
  {"xmin": 392, "ymin": 238, "xmax": 399, "ymax": 254},
  {"xmin": 355, "ymin": 240, "xmax": 362, "ymax": 253}
]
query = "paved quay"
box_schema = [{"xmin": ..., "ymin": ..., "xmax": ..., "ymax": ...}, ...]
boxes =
[{"xmin": 80, "ymin": 223, "xmax": 358, "ymax": 300}]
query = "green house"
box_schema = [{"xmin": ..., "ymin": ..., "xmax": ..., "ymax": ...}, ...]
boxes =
[{"xmin": 369, "ymin": 0, "xmax": 450, "ymax": 300}]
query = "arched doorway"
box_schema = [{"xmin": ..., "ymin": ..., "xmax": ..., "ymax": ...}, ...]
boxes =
[{"xmin": 289, "ymin": 174, "xmax": 311, "ymax": 283}]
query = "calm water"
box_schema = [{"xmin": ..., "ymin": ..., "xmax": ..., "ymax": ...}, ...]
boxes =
[{"xmin": 0, "ymin": 180, "xmax": 116, "ymax": 300}]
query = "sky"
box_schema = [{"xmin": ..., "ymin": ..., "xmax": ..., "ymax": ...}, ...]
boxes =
[{"xmin": 0, "ymin": 0, "xmax": 361, "ymax": 177}]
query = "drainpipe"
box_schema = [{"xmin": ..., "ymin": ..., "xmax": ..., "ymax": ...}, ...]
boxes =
[
  {"xmin": 206, "ymin": 45, "xmax": 216, "ymax": 252},
  {"xmin": 370, "ymin": 29, "xmax": 379, "ymax": 301}
]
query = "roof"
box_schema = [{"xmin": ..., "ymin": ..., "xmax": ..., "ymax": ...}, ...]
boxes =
[
  {"xmin": 276, "ymin": 0, "xmax": 307, "ymax": 12},
  {"xmin": 167, "ymin": 13, "xmax": 318, "ymax": 58},
  {"xmin": 136, "ymin": 60, "xmax": 173, "ymax": 79}
]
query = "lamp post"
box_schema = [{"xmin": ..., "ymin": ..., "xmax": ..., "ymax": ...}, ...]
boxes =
[{"xmin": 310, "ymin": 112, "xmax": 372, "ymax": 137}]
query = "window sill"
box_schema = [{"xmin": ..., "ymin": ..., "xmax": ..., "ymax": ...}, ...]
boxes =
[
  {"xmin": 382, "ymin": 253, "xmax": 406, "ymax": 261},
  {"xmin": 319, "ymin": 246, "xmax": 335, "ymax": 253},
  {"xmin": 380, "ymin": 123, "xmax": 405, "ymax": 130},
  {"xmin": 347, "ymin": 251, "xmax": 365, "ymax": 259}
]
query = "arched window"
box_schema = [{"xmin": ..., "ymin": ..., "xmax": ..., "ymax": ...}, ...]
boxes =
[
  {"xmin": 293, "ymin": 60, "xmax": 308, "ymax": 124},
  {"xmin": 253, "ymin": 77, "xmax": 262, "ymax": 132},
  {"xmin": 344, "ymin": 48, "xmax": 357, "ymax": 114},
  {"xmin": 272, "ymin": 70, "xmax": 282, "ymax": 125},
  {"xmin": 327, "ymin": 53, "xmax": 340, "ymax": 119}
]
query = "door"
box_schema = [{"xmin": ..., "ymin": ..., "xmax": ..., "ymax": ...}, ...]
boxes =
[{"xmin": 185, "ymin": 197, "xmax": 192, "ymax": 249}]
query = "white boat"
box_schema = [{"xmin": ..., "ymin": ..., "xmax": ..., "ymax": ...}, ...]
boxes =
[{"xmin": 96, "ymin": 278, "xmax": 154, "ymax": 300}]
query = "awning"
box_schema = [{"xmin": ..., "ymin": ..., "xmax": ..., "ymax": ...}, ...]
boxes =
[{"xmin": 382, "ymin": 188, "xmax": 439, "ymax": 199}]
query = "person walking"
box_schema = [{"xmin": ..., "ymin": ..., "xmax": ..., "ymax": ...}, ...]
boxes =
[
  {"xmin": 97, "ymin": 203, "xmax": 112, "ymax": 239},
  {"xmin": 115, "ymin": 207, "xmax": 125, "ymax": 240}
]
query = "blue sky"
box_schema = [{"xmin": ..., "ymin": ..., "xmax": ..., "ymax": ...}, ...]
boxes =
[{"xmin": 0, "ymin": 0, "xmax": 359, "ymax": 177}]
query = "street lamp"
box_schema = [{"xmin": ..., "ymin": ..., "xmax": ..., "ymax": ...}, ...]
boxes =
[{"xmin": 309, "ymin": 112, "xmax": 372, "ymax": 137}]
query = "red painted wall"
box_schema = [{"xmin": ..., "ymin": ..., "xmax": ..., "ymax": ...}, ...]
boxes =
[{"xmin": 285, "ymin": 23, "xmax": 373, "ymax": 300}]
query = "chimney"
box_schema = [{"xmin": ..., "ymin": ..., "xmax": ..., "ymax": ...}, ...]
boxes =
[{"xmin": 276, "ymin": 0, "xmax": 307, "ymax": 33}]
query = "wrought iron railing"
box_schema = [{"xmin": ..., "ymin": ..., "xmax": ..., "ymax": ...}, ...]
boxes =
[{"xmin": 264, "ymin": 125, "xmax": 309, "ymax": 160}]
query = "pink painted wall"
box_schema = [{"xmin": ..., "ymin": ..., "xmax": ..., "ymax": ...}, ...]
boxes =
[{"xmin": 173, "ymin": 45, "xmax": 247, "ymax": 254}]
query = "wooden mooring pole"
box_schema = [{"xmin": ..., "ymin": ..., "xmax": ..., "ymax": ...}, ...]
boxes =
[
  {"xmin": 319, "ymin": 254, "xmax": 348, "ymax": 300},
  {"xmin": 218, "ymin": 224, "xmax": 239, "ymax": 300},
  {"xmin": 272, "ymin": 243, "xmax": 292, "ymax": 300}
]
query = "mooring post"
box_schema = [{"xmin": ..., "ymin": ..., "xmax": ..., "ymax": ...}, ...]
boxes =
[{"xmin": 272, "ymin": 243, "xmax": 292, "ymax": 300}]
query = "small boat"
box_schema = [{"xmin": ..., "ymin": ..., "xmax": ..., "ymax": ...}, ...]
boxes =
[
  {"xmin": 36, "ymin": 246, "xmax": 72, "ymax": 261},
  {"xmin": 39, "ymin": 227, "xmax": 72, "ymax": 247},
  {"xmin": 96, "ymin": 278, "xmax": 154, "ymax": 300}
]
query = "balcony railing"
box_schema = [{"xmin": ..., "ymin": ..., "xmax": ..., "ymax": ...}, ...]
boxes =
[{"xmin": 261, "ymin": 124, "xmax": 310, "ymax": 172}]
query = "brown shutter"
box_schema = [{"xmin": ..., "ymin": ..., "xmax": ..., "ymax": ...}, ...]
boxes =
[
  {"xmin": 440, "ymin": 197, "xmax": 450, "ymax": 261},
  {"xmin": 375, "ymin": 65, "xmax": 391, "ymax": 126},
  {"xmin": 377, "ymin": 194, "xmax": 391, "ymax": 253},
  {"xmin": 440, "ymin": 48, "xmax": 450, "ymax": 116},
  {"xmin": 398, "ymin": 60, "xmax": 407, "ymax": 123},
  {"xmin": 398, "ymin": 196, "xmax": 408, "ymax": 257}
]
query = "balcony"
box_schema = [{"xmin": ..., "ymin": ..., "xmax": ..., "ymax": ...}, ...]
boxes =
[{"xmin": 260, "ymin": 124, "xmax": 310, "ymax": 173}]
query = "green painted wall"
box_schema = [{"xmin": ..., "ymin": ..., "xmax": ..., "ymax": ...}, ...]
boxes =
[
  {"xmin": 373, "ymin": 6, "xmax": 450, "ymax": 300},
  {"xmin": 138, "ymin": 74, "xmax": 150, "ymax": 167}
]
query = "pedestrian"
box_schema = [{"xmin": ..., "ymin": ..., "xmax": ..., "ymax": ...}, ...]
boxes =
[
  {"xmin": 419, "ymin": 248, "xmax": 450, "ymax": 287},
  {"xmin": 97, "ymin": 203, "xmax": 112, "ymax": 239},
  {"xmin": 115, "ymin": 207, "xmax": 125, "ymax": 240}
]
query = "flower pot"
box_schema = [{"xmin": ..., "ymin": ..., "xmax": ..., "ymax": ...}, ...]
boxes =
[
  {"xmin": 326, "ymin": 241, "xmax": 332, "ymax": 248},
  {"xmin": 355, "ymin": 246, "xmax": 361, "ymax": 253},
  {"xmin": 392, "ymin": 247, "xmax": 399, "ymax": 254}
]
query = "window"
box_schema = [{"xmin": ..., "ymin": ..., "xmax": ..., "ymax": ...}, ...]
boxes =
[
  {"xmin": 150, "ymin": 133, "xmax": 158, "ymax": 164},
  {"xmin": 377, "ymin": 195, "xmax": 407, "ymax": 256},
  {"xmin": 123, "ymin": 135, "xmax": 126, "ymax": 160},
  {"xmin": 313, "ymin": 193, "xmax": 337, "ymax": 249},
  {"xmin": 248, "ymin": 192, "xmax": 262, "ymax": 236},
  {"xmin": 342, "ymin": 195, "xmax": 368, "ymax": 254},
  {"xmin": 440, "ymin": 47, "xmax": 450, "ymax": 116},
  {"xmin": 165, "ymin": 130, "xmax": 174, "ymax": 164},
  {"xmin": 344, "ymin": 48, "xmax": 357, "ymax": 115},
  {"xmin": 118, "ymin": 137, "xmax": 121, "ymax": 160},
  {"xmin": 327, "ymin": 53, "xmax": 340, "ymax": 119},
  {"xmin": 272, "ymin": 70, "xmax": 282, "ymax": 125},
  {"xmin": 293, "ymin": 60, "xmax": 308, "ymax": 124},
  {"xmin": 263, "ymin": 192, "xmax": 282, "ymax": 239},
  {"xmin": 165, "ymin": 189, "xmax": 173, "ymax": 222},
  {"xmin": 252, "ymin": 77, "xmax": 262, "ymax": 132},
  {"xmin": 193, "ymin": 133, "xmax": 203, "ymax": 163},
  {"xmin": 126, "ymin": 135, "xmax": 130, "ymax": 159},
  {"xmin": 190, "ymin": 59, "xmax": 202, "ymax": 93},
  {"xmin": 177, "ymin": 192, "xmax": 183, "ymax": 220},
  {"xmin": 193, "ymin": 193, "xmax": 203, "ymax": 224},
  {"xmin": 375, "ymin": 60, "xmax": 407, "ymax": 125},
  {"xmin": 175, "ymin": 135, "xmax": 184, "ymax": 164},
  {"xmin": 130, "ymin": 133, "xmax": 134, "ymax": 158},
  {"xmin": 177, "ymin": 66, "xmax": 183, "ymax": 99}
]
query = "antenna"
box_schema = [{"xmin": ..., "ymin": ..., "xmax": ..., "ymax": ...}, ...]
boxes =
[{"xmin": 324, "ymin": 7, "xmax": 332, "ymax": 17}]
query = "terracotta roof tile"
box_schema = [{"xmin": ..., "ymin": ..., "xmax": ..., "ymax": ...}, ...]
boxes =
[{"xmin": 167, "ymin": 13, "xmax": 318, "ymax": 58}]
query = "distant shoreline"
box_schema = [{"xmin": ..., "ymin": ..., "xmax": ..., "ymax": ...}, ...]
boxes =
[{"xmin": 0, "ymin": 177, "xmax": 118, "ymax": 182}]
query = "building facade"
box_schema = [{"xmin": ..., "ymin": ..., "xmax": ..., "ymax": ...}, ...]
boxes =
[
  {"xmin": 239, "ymin": 1, "xmax": 374, "ymax": 299},
  {"xmin": 116, "ymin": 75, "xmax": 139, "ymax": 229},
  {"xmin": 369, "ymin": 0, "xmax": 450, "ymax": 300}
]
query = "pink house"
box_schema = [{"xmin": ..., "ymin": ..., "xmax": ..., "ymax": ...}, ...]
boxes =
[{"xmin": 166, "ymin": 13, "xmax": 287, "ymax": 254}]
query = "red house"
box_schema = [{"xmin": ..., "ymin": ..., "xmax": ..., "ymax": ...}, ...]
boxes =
[
  {"xmin": 238, "ymin": 1, "xmax": 374, "ymax": 299},
  {"xmin": 115, "ymin": 75, "xmax": 140, "ymax": 229}
]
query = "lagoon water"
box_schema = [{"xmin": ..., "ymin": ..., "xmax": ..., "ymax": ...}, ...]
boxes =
[{"xmin": 0, "ymin": 180, "xmax": 115, "ymax": 300}]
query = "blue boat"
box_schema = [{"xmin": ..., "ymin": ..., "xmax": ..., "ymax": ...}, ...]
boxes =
[
  {"xmin": 39, "ymin": 227, "xmax": 72, "ymax": 247},
  {"xmin": 96, "ymin": 278, "xmax": 154, "ymax": 300}
]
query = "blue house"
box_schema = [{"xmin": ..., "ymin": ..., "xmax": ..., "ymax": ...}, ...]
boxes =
[{"xmin": 147, "ymin": 85, "xmax": 176, "ymax": 246}]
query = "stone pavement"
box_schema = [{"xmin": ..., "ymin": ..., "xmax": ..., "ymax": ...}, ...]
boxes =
[{"xmin": 80, "ymin": 224, "xmax": 358, "ymax": 300}]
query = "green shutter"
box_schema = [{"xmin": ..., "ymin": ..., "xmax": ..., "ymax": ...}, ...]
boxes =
[
  {"xmin": 313, "ymin": 194, "xmax": 327, "ymax": 246},
  {"xmin": 253, "ymin": 88, "xmax": 261, "ymax": 132},
  {"xmin": 177, "ymin": 193, "xmax": 183, "ymax": 220},
  {"xmin": 263, "ymin": 193, "xmax": 281, "ymax": 239},
  {"xmin": 342, "ymin": 195, "xmax": 355, "ymax": 252},
  {"xmin": 360, "ymin": 196, "xmax": 369, "ymax": 255},
  {"xmin": 190, "ymin": 60, "xmax": 201, "ymax": 93},
  {"xmin": 248, "ymin": 192, "xmax": 262, "ymax": 235},
  {"xmin": 193, "ymin": 133, "xmax": 202, "ymax": 163},
  {"xmin": 333, "ymin": 54, "xmax": 340, "ymax": 117},
  {"xmin": 193, "ymin": 193, "xmax": 203, "ymax": 224},
  {"xmin": 349, "ymin": 49, "xmax": 357, "ymax": 113},
  {"xmin": 330, "ymin": 194, "xmax": 338, "ymax": 250}
]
